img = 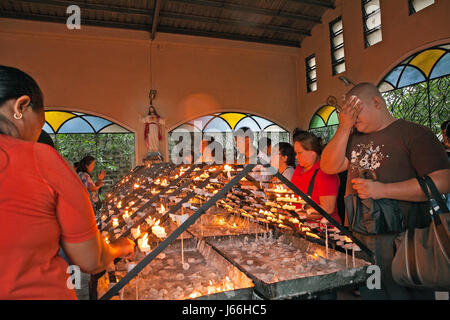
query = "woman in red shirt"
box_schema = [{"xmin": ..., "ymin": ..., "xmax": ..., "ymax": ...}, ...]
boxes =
[
  {"xmin": 291, "ymin": 131, "xmax": 341, "ymax": 224},
  {"xmin": 0, "ymin": 66, "xmax": 135, "ymax": 299}
]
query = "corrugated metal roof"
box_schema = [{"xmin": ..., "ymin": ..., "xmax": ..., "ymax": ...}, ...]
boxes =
[{"xmin": 0, "ymin": 0, "xmax": 336, "ymax": 47}]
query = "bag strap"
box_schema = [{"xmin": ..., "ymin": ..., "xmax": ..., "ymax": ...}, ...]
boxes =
[
  {"xmin": 307, "ymin": 169, "xmax": 319, "ymax": 197},
  {"xmin": 423, "ymin": 175, "xmax": 449, "ymax": 214},
  {"xmin": 420, "ymin": 176, "xmax": 450, "ymax": 261},
  {"xmin": 416, "ymin": 177, "xmax": 436, "ymax": 215}
]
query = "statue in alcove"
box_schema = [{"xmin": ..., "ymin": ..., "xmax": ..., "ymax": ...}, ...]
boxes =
[{"xmin": 139, "ymin": 90, "xmax": 166, "ymax": 162}]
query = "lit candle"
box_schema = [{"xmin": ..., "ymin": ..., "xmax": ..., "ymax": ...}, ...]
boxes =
[
  {"xmin": 131, "ymin": 225, "xmax": 141, "ymax": 239},
  {"xmin": 152, "ymin": 220, "xmax": 167, "ymax": 239},
  {"xmin": 112, "ymin": 218, "xmax": 119, "ymax": 228},
  {"xmin": 158, "ymin": 204, "xmax": 167, "ymax": 214},
  {"xmin": 117, "ymin": 201, "xmax": 122, "ymax": 209},
  {"xmin": 138, "ymin": 233, "xmax": 150, "ymax": 253},
  {"xmin": 133, "ymin": 183, "xmax": 140, "ymax": 189}
]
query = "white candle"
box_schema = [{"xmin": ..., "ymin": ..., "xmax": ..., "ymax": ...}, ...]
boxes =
[
  {"xmin": 352, "ymin": 245, "xmax": 355, "ymax": 268},
  {"xmin": 325, "ymin": 224, "xmax": 329, "ymax": 259},
  {"xmin": 345, "ymin": 247, "xmax": 348, "ymax": 268},
  {"xmin": 181, "ymin": 233, "xmax": 184, "ymax": 267}
]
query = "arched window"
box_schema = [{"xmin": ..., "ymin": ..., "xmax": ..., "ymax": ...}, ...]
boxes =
[
  {"xmin": 379, "ymin": 44, "xmax": 450, "ymax": 135},
  {"xmin": 168, "ymin": 112, "xmax": 290, "ymax": 159},
  {"xmin": 43, "ymin": 110, "xmax": 135, "ymax": 199},
  {"xmin": 308, "ymin": 105, "xmax": 339, "ymax": 142}
]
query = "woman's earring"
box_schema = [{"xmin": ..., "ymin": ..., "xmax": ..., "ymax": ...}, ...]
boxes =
[{"xmin": 14, "ymin": 113, "xmax": 23, "ymax": 120}]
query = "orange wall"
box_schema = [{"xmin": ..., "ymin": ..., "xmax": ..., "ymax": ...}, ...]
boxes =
[
  {"xmin": 0, "ymin": 18, "xmax": 298, "ymax": 164},
  {"xmin": 297, "ymin": 0, "xmax": 450, "ymax": 129}
]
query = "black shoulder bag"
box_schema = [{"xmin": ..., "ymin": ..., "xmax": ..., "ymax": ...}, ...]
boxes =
[{"xmin": 344, "ymin": 170, "xmax": 403, "ymax": 235}]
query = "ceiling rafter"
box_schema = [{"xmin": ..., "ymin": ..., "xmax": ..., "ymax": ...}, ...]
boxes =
[
  {"xmin": 288, "ymin": 0, "xmax": 335, "ymax": 9},
  {"xmin": 168, "ymin": 0, "xmax": 322, "ymax": 23},
  {"xmin": 13, "ymin": 0, "xmax": 154, "ymax": 16},
  {"xmin": 158, "ymin": 25, "xmax": 301, "ymax": 47},
  {"xmin": 151, "ymin": 0, "xmax": 164, "ymax": 39},
  {"xmin": 160, "ymin": 11, "xmax": 311, "ymax": 36}
]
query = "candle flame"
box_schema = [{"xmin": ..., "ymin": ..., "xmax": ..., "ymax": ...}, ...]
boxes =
[
  {"xmin": 344, "ymin": 236, "xmax": 353, "ymax": 243},
  {"xmin": 133, "ymin": 183, "xmax": 140, "ymax": 189},
  {"xmin": 117, "ymin": 201, "xmax": 122, "ymax": 209},
  {"xmin": 112, "ymin": 218, "xmax": 119, "ymax": 227}
]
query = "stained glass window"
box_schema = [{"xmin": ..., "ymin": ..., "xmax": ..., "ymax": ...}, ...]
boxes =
[
  {"xmin": 379, "ymin": 45, "xmax": 450, "ymax": 134},
  {"xmin": 308, "ymin": 105, "xmax": 339, "ymax": 143},
  {"xmin": 168, "ymin": 112, "xmax": 290, "ymax": 160},
  {"xmin": 42, "ymin": 110, "xmax": 135, "ymax": 204},
  {"xmin": 43, "ymin": 110, "xmax": 128, "ymax": 134}
]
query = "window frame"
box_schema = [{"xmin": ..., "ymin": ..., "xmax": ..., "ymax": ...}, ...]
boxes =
[
  {"xmin": 361, "ymin": 0, "xmax": 382, "ymax": 48},
  {"xmin": 305, "ymin": 54, "xmax": 317, "ymax": 93},
  {"xmin": 329, "ymin": 17, "xmax": 346, "ymax": 76}
]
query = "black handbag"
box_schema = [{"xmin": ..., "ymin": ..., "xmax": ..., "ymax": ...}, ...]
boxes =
[
  {"xmin": 344, "ymin": 170, "xmax": 403, "ymax": 235},
  {"xmin": 391, "ymin": 175, "xmax": 450, "ymax": 290}
]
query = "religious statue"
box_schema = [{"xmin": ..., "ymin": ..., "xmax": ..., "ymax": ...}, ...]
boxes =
[{"xmin": 139, "ymin": 103, "xmax": 166, "ymax": 158}]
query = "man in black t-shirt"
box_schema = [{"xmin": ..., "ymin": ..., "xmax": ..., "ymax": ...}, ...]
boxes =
[{"xmin": 321, "ymin": 83, "xmax": 450, "ymax": 300}]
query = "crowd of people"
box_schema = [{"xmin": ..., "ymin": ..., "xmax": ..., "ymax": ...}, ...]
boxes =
[{"xmin": 0, "ymin": 66, "xmax": 448, "ymax": 300}]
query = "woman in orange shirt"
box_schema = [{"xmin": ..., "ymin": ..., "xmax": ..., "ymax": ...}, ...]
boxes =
[{"xmin": 0, "ymin": 65, "xmax": 135, "ymax": 299}]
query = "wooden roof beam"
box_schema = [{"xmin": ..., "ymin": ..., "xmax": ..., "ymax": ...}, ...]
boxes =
[
  {"xmin": 169, "ymin": 0, "xmax": 322, "ymax": 23},
  {"xmin": 158, "ymin": 25, "xmax": 301, "ymax": 47},
  {"xmin": 14, "ymin": 0, "xmax": 154, "ymax": 16},
  {"xmin": 288, "ymin": 0, "xmax": 336, "ymax": 9},
  {"xmin": 160, "ymin": 11, "xmax": 311, "ymax": 36},
  {"xmin": 151, "ymin": 0, "xmax": 164, "ymax": 39}
]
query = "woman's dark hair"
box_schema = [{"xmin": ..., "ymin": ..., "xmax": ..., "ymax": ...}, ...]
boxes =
[
  {"xmin": 440, "ymin": 120, "xmax": 449, "ymax": 132},
  {"xmin": 276, "ymin": 142, "xmax": 296, "ymax": 167},
  {"xmin": 74, "ymin": 155, "xmax": 95, "ymax": 175},
  {"xmin": 0, "ymin": 66, "xmax": 44, "ymax": 135},
  {"xmin": 293, "ymin": 131, "xmax": 324, "ymax": 156},
  {"xmin": 446, "ymin": 122, "xmax": 450, "ymax": 140},
  {"xmin": 292, "ymin": 128, "xmax": 308, "ymax": 141}
]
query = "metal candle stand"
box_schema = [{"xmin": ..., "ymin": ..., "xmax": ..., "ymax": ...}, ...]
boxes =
[
  {"xmin": 100, "ymin": 163, "xmax": 256, "ymax": 300},
  {"xmin": 98, "ymin": 160, "xmax": 374, "ymax": 300}
]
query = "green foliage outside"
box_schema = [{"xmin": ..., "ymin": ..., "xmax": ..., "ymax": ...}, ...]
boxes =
[
  {"xmin": 50, "ymin": 133, "xmax": 135, "ymax": 201},
  {"xmin": 382, "ymin": 76, "xmax": 450, "ymax": 137}
]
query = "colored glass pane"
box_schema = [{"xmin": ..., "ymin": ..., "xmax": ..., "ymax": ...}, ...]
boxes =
[
  {"xmin": 430, "ymin": 53, "xmax": 450, "ymax": 79},
  {"xmin": 409, "ymin": 49, "xmax": 446, "ymax": 77},
  {"xmin": 82, "ymin": 116, "xmax": 112, "ymax": 133},
  {"xmin": 58, "ymin": 117, "xmax": 94, "ymax": 133},
  {"xmin": 172, "ymin": 123, "xmax": 200, "ymax": 133},
  {"xmin": 189, "ymin": 115, "xmax": 214, "ymax": 130},
  {"xmin": 42, "ymin": 122, "xmax": 54, "ymax": 134},
  {"xmin": 204, "ymin": 117, "xmax": 232, "ymax": 132},
  {"xmin": 309, "ymin": 115, "xmax": 326, "ymax": 129},
  {"xmin": 385, "ymin": 66, "xmax": 405, "ymax": 87},
  {"xmin": 235, "ymin": 116, "xmax": 261, "ymax": 131},
  {"xmin": 328, "ymin": 110, "xmax": 339, "ymax": 126},
  {"xmin": 45, "ymin": 111, "xmax": 76, "ymax": 133},
  {"xmin": 398, "ymin": 66, "xmax": 426, "ymax": 88},
  {"xmin": 317, "ymin": 106, "xmax": 336, "ymax": 124},
  {"xmin": 98, "ymin": 124, "xmax": 129, "ymax": 133},
  {"xmin": 264, "ymin": 125, "xmax": 285, "ymax": 132},
  {"xmin": 252, "ymin": 116, "xmax": 274, "ymax": 130},
  {"xmin": 219, "ymin": 113, "xmax": 246, "ymax": 130}
]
